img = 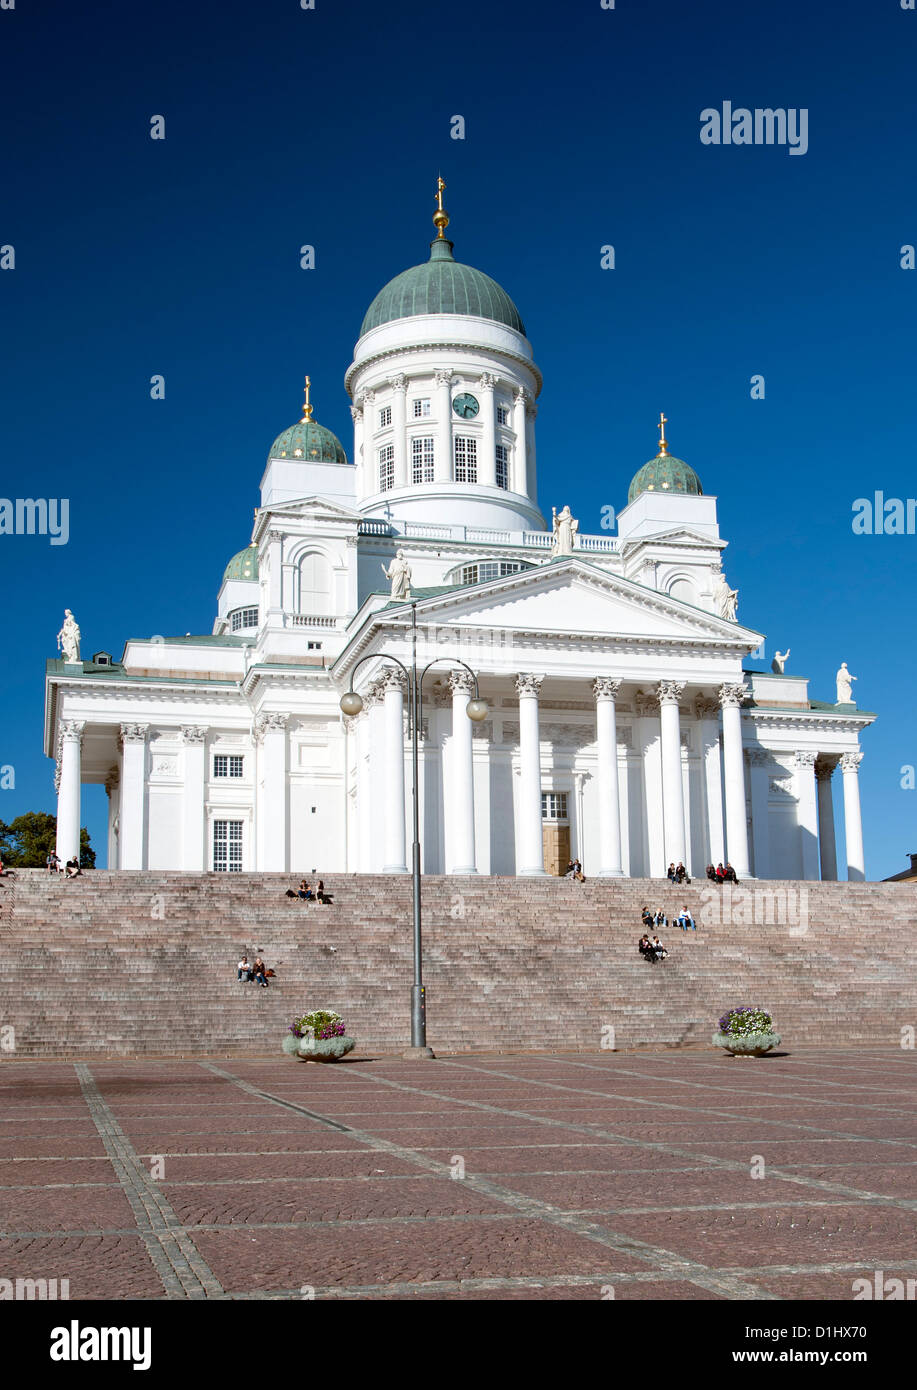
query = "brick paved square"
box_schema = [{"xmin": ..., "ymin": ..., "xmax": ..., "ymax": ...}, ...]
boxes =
[{"xmin": 0, "ymin": 1050, "xmax": 914, "ymax": 1300}]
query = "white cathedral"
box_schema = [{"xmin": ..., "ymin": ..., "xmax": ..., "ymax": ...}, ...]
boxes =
[{"xmin": 45, "ymin": 188, "xmax": 874, "ymax": 881}]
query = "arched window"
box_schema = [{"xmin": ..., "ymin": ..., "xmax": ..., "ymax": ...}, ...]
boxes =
[{"xmin": 298, "ymin": 552, "xmax": 331, "ymax": 615}]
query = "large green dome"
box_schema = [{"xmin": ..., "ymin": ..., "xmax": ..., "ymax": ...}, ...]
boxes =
[
  {"xmin": 360, "ymin": 236, "xmax": 526, "ymax": 337},
  {"xmin": 223, "ymin": 545, "xmax": 259, "ymax": 582},
  {"xmin": 268, "ymin": 416, "xmax": 347, "ymax": 464},
  {"xmin": 628, "ymin": 450, "xmax": 703, "ymax": 505}
]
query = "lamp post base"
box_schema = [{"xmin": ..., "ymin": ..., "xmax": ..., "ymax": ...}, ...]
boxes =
[{"xmin": 401, "ymin": 1046, "xmax": 436, "ymax": 1060}]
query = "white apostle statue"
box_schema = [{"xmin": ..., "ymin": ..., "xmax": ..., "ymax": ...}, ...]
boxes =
[
  {"xmin": 381, "ymin": 550, "xmax": 412, "ymax": 601},
  {"xmin": 771, "ymin": 649, "xmax": 790, "ymax": 674},
  {"xmin": 836, "ymin": 662, "xmax": 857, "ymax": 705},
  {"xmin": 57, "ymin": 609, "xmax": 81, "ymax": 663},
  {"xmin": 712, "ymin": 571, "xmax": 739, "ymax": 621},
  {"xmin": 551, "ymin": 505, "xmax": 578, "ymax": 557}
]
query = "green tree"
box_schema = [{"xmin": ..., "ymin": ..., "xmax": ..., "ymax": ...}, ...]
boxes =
[{"xmin": 0, "ymin": 813, "xmax": 95, "ymax": 868}]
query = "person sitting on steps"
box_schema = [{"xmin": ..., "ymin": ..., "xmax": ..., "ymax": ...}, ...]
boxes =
[
  {"xmin": 651, "ymin": 934, "xmax": 668, "ymax": 961},
  {"xmin": 706, "ymin": 864, "xmax": 717, "ymax": 883},
  {"xmin": 667, "ymin": 862, "xmax": 677, "ymax": 882},
  {"xmin": 237, "ymin": 954, "xmax": 253, "ymax": 981},
  {"xmin": 641, "ymin": 906, "xmax": 654, "ymax": 931},
  {"xmin": 675, "ymin": 862, "xmax": 690, "ymax": 884},
  {"xmin": 677, "ymin": 906, "xmax": 696, "ymax": 932},
  {"xmin": 724, "ymin": 862, "xmax": 739, "ymax": 884},
  {"xmin": 316, "ymin": 880, "xmax": 333, "ymax": 904},
  {"xmin": 251, "ymin": 956, "xmax": 269, "ymax": 988},
  {"xmin": 638, "ymin": 934, "xmax": 656, "ymax": 963}
]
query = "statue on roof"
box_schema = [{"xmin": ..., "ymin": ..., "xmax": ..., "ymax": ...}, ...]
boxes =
[
  {"xmin": 712, "ymin": 569, "xmax": 739, "ymax": 621},
  {"xmin": 57, "ymin": 609, "xmax": 81, "ymax": 663},
  {"xmin": 771, "ymin": 649, "xmax": 790, "ymax": 674},
  {"xmin": 836, "ymin": 662, "xmax": 857, "ymax": 705},
  {"xmin": 551, "ymin": 505, "xmax": 578, "ymax": 557},
  {"xmin": 382, "ymin": 550, "xmax": 412, "ymax": 601}
]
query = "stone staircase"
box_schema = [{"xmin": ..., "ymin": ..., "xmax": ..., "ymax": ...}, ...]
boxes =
[{"xmin": 0, "ymin": 869, "xmax": 913, "ymax": 1057}]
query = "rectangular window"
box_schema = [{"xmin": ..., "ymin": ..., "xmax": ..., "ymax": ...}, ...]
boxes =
[
  {"xmin": 379, "ymin": 405, "xmax": 392, "ymax": 428},
  {"xmin": 306, "ymin": 641, "xmax": 322, "ymax": 650},
  {"xmin": 541, "ymin": 792, "xmax": 568, "ymax": 820},
  {"xmin": 378, "ymin": 444, "xmax": 394, "ymax": 491},
  {"xmin": 411, "ymin": 435, "xmax": 434, "ymax": 483},
  {"xmin": 412, "ymin": 398, "xmax": 431, "ymax": 418},
  {"xmin": 213, "ymin": 819, "xmax": 243, "ymax": 871},
  {"xmin": 495, "ymin": 445, "xmax": 509, "ymax": 490},
  {"xmin": 497, "ymin": 404, "xmax": 509, "ymax": 426},
  {"xmin": 454, "ymin": 435, "xmax": 477, "ymax": 482},
  {"xmin": 214, "ymin": 755, "xmax": 244, "ymax": 778}
]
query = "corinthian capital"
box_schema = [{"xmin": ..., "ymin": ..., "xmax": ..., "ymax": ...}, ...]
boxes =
[
  {"xmin": 389, "ymin": 373, "xmax": 407, "ymax": 393},
  {"xmin": 656, "ymin": 680, "xmax": 686, "ymax": 706},
  {"xmin": 718, "ymin": 682, "xmax": 748, "ymax": 709},
  {"xmin": 180, "ymin": 726, "xmax": 208, "ymax": 745},
  {"xmin": 794, "ymin": 750, "xmax": 817, "ymax": 770},
  {"xmin": 447, "ymin": 668, "xmax": 475, "ymax": 696},
  {"xmin": 59, "ymin": 719, "xmax": 85, "ymax": 743},
  {"xmin": 477, "ymin": 372, "xmax": 497, "ymax": 391},
  {"xmin": 515, "ymin": 673, "xmax": 544, "ymax": 698},
  {"xmin": 256, "ymin": 712, "xmax": 288, "ymax": 737},
  {"xmin": 119, "ymin": 723, "xmax": 149, "ymax": 744},
  {"xmin": 839, "ymin": 751, "xmax": 863, "ymax": 774},
  {"xmin": 434, "ymin": 369, "xmax": 453, "ymax": 389},
  {"xmin": 592, "ymin": 677, "xmax": 622, "ymax": 702},
  {"xmin": 350, "ymin": 405, "xmax": 363, "ymax": 423},
  {"xmin": 379, "ymin": 667, "xmax": 407, "ymax": 695}
]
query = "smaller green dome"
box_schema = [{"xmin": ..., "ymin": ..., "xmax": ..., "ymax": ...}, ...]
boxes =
[
  {"xmin": 223, "ymin": 545, "xmax": 259, "ymax": 582},
  {"xmin": 269, "ymin": 416, "xmax": 347, "ymax": 465},
  {"xmin": 628, "ymin": 450, "xmax": 703, "ymax": 505}
]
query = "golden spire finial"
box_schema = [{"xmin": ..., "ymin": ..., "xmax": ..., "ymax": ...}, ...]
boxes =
[
  {"xmin": 302, "ymin": 374, "xmax": 313, "ymax": 422},
  {"xmin": 433, "ymin": 175, "xmax": 449, "ymax": 238},
  {"xmin": 657, "ymin": 411, "xmax": 669, "ymax": 456}
]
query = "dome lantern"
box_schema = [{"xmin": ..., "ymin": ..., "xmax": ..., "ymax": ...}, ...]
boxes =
[{"xmin": 627, "ymin": 413, "xmax": 703, "ymax": 505}]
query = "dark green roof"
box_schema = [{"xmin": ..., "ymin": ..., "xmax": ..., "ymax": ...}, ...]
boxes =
[
  {"xmin": 361, "ymin": 237, "xmax": 525, "ymax": 337},
  {"xmin": 223, "ymin": 545, "xmax": 259, "ymax": 582},
  {"xmin": 628, "ymin": 451, "xmax": 703, "ymax": 505},
  {"xmin": 269, "ymin": 416, "xmax": 347, "ymax": 465}
]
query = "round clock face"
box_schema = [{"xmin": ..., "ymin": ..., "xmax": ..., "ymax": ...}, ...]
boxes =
[{"xmin": 452, "ymin": 392, "xmax": 479, "ymax": 419}]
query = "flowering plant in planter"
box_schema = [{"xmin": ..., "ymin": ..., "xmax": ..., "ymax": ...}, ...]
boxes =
[
  {"xmin": 289, "ymin": 1010, "xmax": 346, "ymax": 1041},
  {"xmin": 712, "ymin": 1006, "xmax": 780, "ymax": 1056},
  {"xmin": 282, "ymin": 1009, "xmax": 355, "ymax": 1062}
]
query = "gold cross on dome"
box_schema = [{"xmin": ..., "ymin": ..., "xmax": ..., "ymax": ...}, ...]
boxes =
[
  {"xmin": 302, "ymin": 375, "xmax": 313, "ymax": 421},
  {"xmin": 657, "ymin": 411, "xmax": 668, "ymax": 455},
  {"xmin": 436, "ymin": 176, "xmax": 446, "ymax": 212}
]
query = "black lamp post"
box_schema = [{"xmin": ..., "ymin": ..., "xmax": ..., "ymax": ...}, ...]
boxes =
[{"xmin": 340, "ymin": 603, "xmax": 487, "ymax": 1057}]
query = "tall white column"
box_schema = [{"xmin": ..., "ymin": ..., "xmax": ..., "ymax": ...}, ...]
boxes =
[
  {"xmin": 794, "ymin": 750, "xmax": 820, "ymax": 881},
  {"xmin": 816, "ymin": 761, "xmax": 838, "ymax": 882},
  {"xmin": 525, "ymin": 397, "xmax": 537, "ymax": 499},
  {"xmin": 447, "ymin": 670, "xmax": 477, "ymax": 873},
  {"xmin": 572, "ymin": 770, "xmax": 589, "ymax": 861},
  {"xmin": 657, "ymin": 681, "xmax": 687, "ymax": 870},
  {"xmin": 435, "ymin": 369, "xmax": 453, "ymax": 482},
  {"xmin": 55, "ymin": 720, "xmax": 84, "ymax": 862},
  {"xmin": 119, "ymin": 723, "xmax": 149, "ymax": 869},
  {"xmin": 593, "ymin": 678, "xmax": 624, "ymax": 876},
  {"xmin": 258, "ymin": 712, "xmax": 288, "ymax": 871},
  {"xmin": 105, "ymin": 768, "xmax": 120, "ymax": 870},
  {"xmin": 366, "ymin": 685, "xmax": 385, "ymax": 871},
  {"xmin": 355, "ymin": 710, "xmax": 372, "ymax": 871},
  {"xmin": 351, "ymin": 402, "xmax": 364, "ymax": 498},
  {"xmin": 516, "ymin": 673, "xmax": 546, "ymax": 875},
  {"xmin": 512, "ymin": 387, "xmax": 528, "ymax": 495},
  {"xmin": 180, "ymin": 726, "xmax": 207, "ymax": 870},
  {"xmin": 636, "ymin": 692, "xmax": 665, "ymax": 877},
  {"xmin": 696, "ymin": 695, "xmax": 725, "ymax": 867},
  {"xmin": 390, "ymin": 374, "xmax": 407, "ymax": 487},
  {"xmin": 381, "ymin": 670, "xmax": 408, "ymax": 872},
  {"xmin": 266, "ymin": 529, "xmax": 284, "ymax": 623},
  {"xmin": 477, "ymin": 373, "xmax": 497, "ymax": 487},
  {"xmin": 719, "ymin": 684, "xmax": 751, "ymax": 879},
  {"xmin": 749, "ymin": 749, "xmax": 771, "ymax": 880},
  {"xmin": 840, "ymin": 751, "xmax": 865, "ymax": 881}
]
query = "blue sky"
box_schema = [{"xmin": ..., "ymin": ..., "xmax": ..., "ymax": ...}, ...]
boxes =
[{"xmin": 1, "ymin": 0, "xmax": 915, "ymax": 877}]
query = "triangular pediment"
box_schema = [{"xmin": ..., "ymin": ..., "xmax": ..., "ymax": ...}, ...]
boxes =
[
  {"xmin": 404, "ymin": 558, "xmax": 760, "ymax": 644},
  {"xmin": 619, "ymin": 526, "xmax": 723, "ymax": 550},
  {"xmin": 262, "ymin": 496, "xmax": 362, "ymax": 524}
]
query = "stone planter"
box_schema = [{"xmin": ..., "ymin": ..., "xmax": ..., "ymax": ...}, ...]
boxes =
[
  {"xmin": 283, "ymin": 1034, "xmax": 356, "ymax": 1062},
  {"xmin": 712, "ymin": 1031, "xmax": 781, "ymax": 1057}
]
